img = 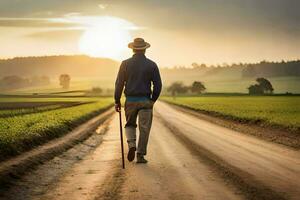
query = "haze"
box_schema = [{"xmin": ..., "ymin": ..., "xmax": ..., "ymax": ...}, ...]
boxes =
[{"xmin": 0, "ymin": 0, "xmax": 299, "ymax": 66}]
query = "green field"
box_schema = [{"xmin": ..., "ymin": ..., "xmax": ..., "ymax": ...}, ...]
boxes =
[
  {"xmin": 0, "ymin": 96, "xmax": 113, "ymax": 161},
  {"xmin": 162, "ymin": 96, "xmax": 300, "ymax": 131},
  {"xmin": 0, "ymin": 96, "xmax": 99, "ymax": 103},
  {"xmin": 160, "ymin": 65, "xmax": 300, "ymax": 94},
  {"xmin": 3, "ymin": 75, "xmax": 300, "ymax": 95}
]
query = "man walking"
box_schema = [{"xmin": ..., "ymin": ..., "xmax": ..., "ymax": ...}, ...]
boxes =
[{"xmin": 114, "ymin": 38, "xmax": 162, "ymax": 164}]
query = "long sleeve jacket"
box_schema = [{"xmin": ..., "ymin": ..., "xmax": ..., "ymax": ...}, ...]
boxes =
[{"xmin": 114, "ymin": 53, "xmax": 162, "ymax": 104}]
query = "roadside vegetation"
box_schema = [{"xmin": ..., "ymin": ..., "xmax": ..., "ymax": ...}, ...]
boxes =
[
  {"xmin": 0, "ymin": 104, "xmax": 65, "ymax": 118},
  {"xmin": 0, "ymin": 96, "xmax": 113, "ymax": 161},
  {"xmin": 0, "ymin": 102, "xmax": 91, "ymax": 118},
  {"xmin": 162, "ymin": 96, "xmax": 300, "ymax": 132}
]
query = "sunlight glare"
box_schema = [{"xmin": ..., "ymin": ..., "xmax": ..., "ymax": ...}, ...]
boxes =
[{"xmin": 78, "ymin": 16, "xmax": 135, "ymax": 61}]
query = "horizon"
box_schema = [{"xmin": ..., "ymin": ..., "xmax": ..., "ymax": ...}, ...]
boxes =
[
  {"xmin": 1, "ymin": 0, "xmax": 299, "ymax": 66},
  {"xmin": 1, "ymin": 54, "xmax": 300, "ymax": 69}
]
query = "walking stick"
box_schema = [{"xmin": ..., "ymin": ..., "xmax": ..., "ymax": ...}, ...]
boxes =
[{"xmin": 118, "ymin": 110, "xmax": 125, "ymax": 169}]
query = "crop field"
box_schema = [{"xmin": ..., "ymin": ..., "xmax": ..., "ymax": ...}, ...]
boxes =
[
  {"xmin": 0, "ymin": 96, "xmax": 100, "ymax": 103},
  {"xmin": 0, "ymin": 102, "xmax": 92, "ymax": 118},
  {"xmin": 162, "ymin": 96, "xmax": 300, "ymax": 131},
  {"xmin": 0, "ymin": 96, "xmax": 113, "ymax": 161}
]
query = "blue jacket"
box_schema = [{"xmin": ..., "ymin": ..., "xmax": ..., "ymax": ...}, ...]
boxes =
[{"xmin": 114, "ymin": 53, "xmax": 162, "ymax": 104}]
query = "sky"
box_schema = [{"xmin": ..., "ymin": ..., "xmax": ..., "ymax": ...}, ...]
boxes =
[{"xmin": 0, "ymin": 0, "xmax": 299, "ymax": 67}]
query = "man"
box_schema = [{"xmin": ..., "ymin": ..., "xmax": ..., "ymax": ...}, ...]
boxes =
[{"xmin": 114, "ymin": 38, "xmax": 162, "ymax": 164}]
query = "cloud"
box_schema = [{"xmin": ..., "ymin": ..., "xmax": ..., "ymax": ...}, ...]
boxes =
[
  {"xmin": 0, "ymin": 18, "xmax": 80, "ymax": 28},
  {"xmin": 26, "ymin": 29, "xmax": 83, "ymax": 40},
  {"xmin": 0, "ymin": 0, "xmax": 102, "ymax": 17},
  {"xmin": 3, "ymin": 15, "xmax": 143, "ymax": 42},
  {"xmin": 98, "ymin": 4, "xmax": 108, "ymax": 10},
  {"xmin": 0, "ymin": 0, "xmax": 299, "ymax": 34},
  {"xmin": 0, "ymin": 15, "xmax": 144, "ymax": 31},
  {"xmin": 64, "ymin": 13, "xmax": 82, "ymax": 17}
]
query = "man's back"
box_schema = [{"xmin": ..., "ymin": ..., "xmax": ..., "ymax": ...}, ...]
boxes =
[{"xmin": 114, "ymin": 53, "xmax": 162, "ymax": 104}]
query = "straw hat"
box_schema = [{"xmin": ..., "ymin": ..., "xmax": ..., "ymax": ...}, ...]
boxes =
[{"xmin": 128, "ymin": 38, "xmax": 150, "ymax": 50}]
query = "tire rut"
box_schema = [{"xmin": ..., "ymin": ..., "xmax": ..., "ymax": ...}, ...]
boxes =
[{"xmin": 156, "ymin": 112, "xmax": 287, "ymax": 200}]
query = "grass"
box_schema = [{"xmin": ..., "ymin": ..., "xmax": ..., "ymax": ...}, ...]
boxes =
[
  {"xmin": 0, "ymin": 104, "xmax": 64, "ymax": 118},
  {"xmin": 0, "ymin": 97, "xmax": 113, "ymax": 160},
  {"xmin": 161, "ymin": 96, "xmax": 300, "ymax": 131},
  {"xmin": 161, "ymin": 72, "xmax": 300, "ymax": 93},
  {"xmin": 0, "ymin": 97, "xmax": 99, "ymax": 103},
  {"xmin": 0, "ymin": 96, "xmax": 97, "ymax": 110},
  {"xmin": 0, "ymin": 102, "xmax": 90, "ymax": 118},
  {"xmin": 203, "ymin": 76, "xmax": 300, "ymax": 94}
]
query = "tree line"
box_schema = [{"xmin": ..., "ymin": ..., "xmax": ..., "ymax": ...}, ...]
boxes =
[
  {"xmin": 167, "ymin": 81, "xmax": 206, "ymax": 96},
  {"xmin": 163, "ymin": 60, "xmax": 300, "ymax": 78},
  {"xmin": 0, "ymin": 74, "xmax": 73, "ymax": 90},
  {"xmin": 0, "ymin": 75, "xmax": 50, "ymax": 90},
  {"xmin": 167, "ymin": 77, "xmax": 275, "ymax": 96},
  {"xmin": 242, "ymin": 60, "xmax": 300, "ymax": 77}
]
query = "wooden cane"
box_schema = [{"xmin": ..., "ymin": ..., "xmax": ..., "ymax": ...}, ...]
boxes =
[{"xmin": 118, "ymin": 110, "xmax": 125, "ymax": 169}]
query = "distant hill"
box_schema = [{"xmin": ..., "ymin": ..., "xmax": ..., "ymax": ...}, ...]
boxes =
[
  {"xmin": 0, "ymin": 56, "xmax": 299, "ymax": 93},
  {"xmin": 0, "ymin": 55, "xmax": 119, "ymax": 78},
  {"xmin": 160, "ymin": 60, "xmax": 300, "ymax": 84},
  {"xmin": 1, "ymin": 56, "xmax": 298, "ymax": 80},
  {"xmin": 242, "ymin": 60, "xmax": 300, "ymax": 77}
]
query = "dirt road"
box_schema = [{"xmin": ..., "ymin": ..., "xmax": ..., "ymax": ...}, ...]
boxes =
[{"xmin": 1, "ymin": 102, "xmax": 299, "ymax": 200}]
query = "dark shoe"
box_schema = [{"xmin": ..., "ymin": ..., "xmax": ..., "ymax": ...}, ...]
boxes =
[
  {"xmin": 127, "ymin": 147, "xmax": 136, "ymax": 162},
  {"xmin": 136, "ymin": 154, "xmax": 148, "ymax": 164}
]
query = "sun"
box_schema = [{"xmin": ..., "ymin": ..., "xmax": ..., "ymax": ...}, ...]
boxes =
[{"xmin": 78, "ymin": 16, "xmax": 135, "ymax": 61}]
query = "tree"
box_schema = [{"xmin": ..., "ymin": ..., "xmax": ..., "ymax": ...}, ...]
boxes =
[
  {"xmin": 248, "ymin": 84, "xmax": 264, "ymax": 95},
  {"xmin": 256, "ymin": 77, "xmax": 274, "ymax": 93},
  {"xmin": 247, "ymin": 77, "xmax": 274, "ymax": 94},
  {"xmin": 86, "ymin": 87, "xmax": 103, "ymax": 96},
  {"xmin": 191, "ymin": 63, "xmax": 199, "ymax": 69},
  {"xmin": 91, "ymin": 87, "xmax": 102, "ymax": 94},
  {"xmin": 191, "ymin": 63, "xmax": 207, "ymax": 69},
  {"xmin": 167, "ymin": 82, "xmax": 188, "ymax": 96},
  {"xmin": 59, "ymin": 74, "xmax": 71, "ymax": 89},
  {"xmin": 191, "ymin": 81, "xmax": 206, "ymax": 94},
  {"xmin": 0, "ymin": 75, "xmax": 30, "ymax": 89}
]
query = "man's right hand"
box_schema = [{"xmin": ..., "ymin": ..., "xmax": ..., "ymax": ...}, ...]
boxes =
[
  {"xmin": 115, "ymin": 103, "xmax": 121, "ymax": 112},
  {"xmin": 150, "ymin": 100, "xmax": 155, "ymax": 108}
]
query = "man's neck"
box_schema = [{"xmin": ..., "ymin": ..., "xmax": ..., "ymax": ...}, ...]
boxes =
[{"xmin": 133, "ymin": 53, "xmax": 146, "ymax": 57}]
